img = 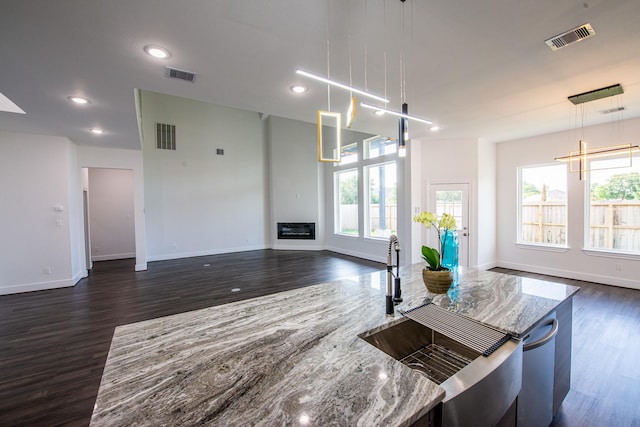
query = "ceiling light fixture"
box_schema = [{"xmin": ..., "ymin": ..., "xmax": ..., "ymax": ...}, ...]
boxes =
[
  {"xmin": 144, "ymin": 45, "xmax": 170, "ymax": 59},
  {"xmin": 295, "ymin": 69, "xmax": 389, "ymax": 103},
  {"xmin": 290, "ymin": 85, "xmax": 308, "ymax": 94},
  {"xmin": 90, "ymin": 128, "xmax": 104, "ymax": 134},
  {"xmin": 430, "ymin": 125, "xmax": 440, "ymax": 132},
  {"xmin": 68, "ymin": 96, "xmax": 90, "ymax": 105},
  {"xmin": 361, "ymin": 102, "xmax": 433, "ymax": 125},
  {"xmin": 398, "ymin": 103, "xmax": 408, "ymax": 157},
  {"xmin": 555, "ymin": 83, "xmax": 633, "ymax": 180}
]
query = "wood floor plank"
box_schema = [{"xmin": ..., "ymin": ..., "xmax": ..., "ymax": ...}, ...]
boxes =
[{"xmin": 0, "ymin": 250, "xmax": 383, "ymax": 426}]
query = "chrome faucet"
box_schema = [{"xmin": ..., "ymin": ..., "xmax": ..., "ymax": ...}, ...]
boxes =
[{"xmin": 386, "ymin": 235, "xmax": 402, "ymax": 315}]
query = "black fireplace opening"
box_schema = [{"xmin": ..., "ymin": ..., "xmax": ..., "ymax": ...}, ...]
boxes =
[{"xmin": 277, "ymin": 222, "xmax": 316, "ymax": 240}]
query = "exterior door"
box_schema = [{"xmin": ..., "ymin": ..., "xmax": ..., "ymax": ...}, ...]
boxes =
[{"xmin": 429, "ymin": 183, "xmax": 470, "ymax": 267}]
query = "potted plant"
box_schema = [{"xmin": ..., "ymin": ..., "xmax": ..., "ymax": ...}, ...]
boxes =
[{"xmin": 413, "ymin": 211, "xmax": 457, "ymax": 293}]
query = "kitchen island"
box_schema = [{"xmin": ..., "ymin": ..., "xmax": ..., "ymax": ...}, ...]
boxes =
[{"xmin": 90, "ymin": 265, "xmax": 578, "ymax": 426}]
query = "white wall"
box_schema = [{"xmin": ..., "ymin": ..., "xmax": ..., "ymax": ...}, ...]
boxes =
[
  {"xmin": 88, "ymin": 168, "xmax": 135, "ymax": 261},
  {"xmin": 0, "ymin": 131, "xmax": 74, "ymax": 294},
  {"xmin": 268, "ymin": 116, "xmax": 323, "ymax": 249},
  {"xmin": 414, "ymin": 137, "xmax": 483, "ymax": 268},
  {"xmin": 141, "ymin": 91, "xmax": 267, "ymax": 261},
  {"xmin": 496, "ymin": 117, "xmax": 640, "ymax": 289},
  {"xmin": 477, "ymin": 139, "xmax": 497, "ymax": 269},
  {"xmin": 76, "ymin": 145, "xmax": 146, "ymax": 271}
]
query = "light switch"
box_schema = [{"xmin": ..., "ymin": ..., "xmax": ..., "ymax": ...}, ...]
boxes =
[{"xmin": 56, "ymin": 219, "xmax": 63, "ymax": 227}]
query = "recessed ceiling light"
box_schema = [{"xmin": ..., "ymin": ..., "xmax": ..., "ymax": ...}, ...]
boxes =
[
  {"xmin": 68, "ymin": 96, "xmax": 91, "ymax": 105},
  {"xmin": 144, "ymin": 45, "xmax": 170, "ymax": 59},
  {"xmin": 373, "ymin": 110, "xmax": 385, "ymax": 116},
  {"xmin": 90, "ymin": 128, "xmax": 104, "ymax": 134},
  {"xmin": 430, "ymin": 125, "xmax": 440, "ymax": 131},
  {"xmin": 290, "ymin": 85, "xmax": 308, "ymax": 94}
]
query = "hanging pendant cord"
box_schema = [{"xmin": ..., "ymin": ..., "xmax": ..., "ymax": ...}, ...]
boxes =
[
  {"xmin": 383, "ymin": 0, "xmax": 387, "ymax": 101},
  {"xmin": 326, "ymin": 0, "xmax": 331, "ymax": 111},
  {"xmin": 364, "ymin": 0, "xmax": 368, "ymax": 91}
]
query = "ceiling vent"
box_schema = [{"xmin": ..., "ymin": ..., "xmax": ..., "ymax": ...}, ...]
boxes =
[
  {"xmin": 164, "ymin": 66, "xmax": 197, "ymax": 83},
  {"xmin": 601, "ymin": 106, "xmax": 626, "ymax": 114},
  {"xmin": 545, "ymin": 23, "xmax": 595, "ymax": 51}
]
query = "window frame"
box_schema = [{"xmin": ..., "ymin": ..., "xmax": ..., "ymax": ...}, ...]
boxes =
[
  {"xmin": 364, "ymin": 160, "xmax": 397, "ymax": 239},
  {"xmin": 584, "ymin": 154, "xmax": 640, "ymax": 257},
  {"xmin": 334, "ymin": 168, "xmax": 360, "ymax": 237},
  {"xmin": 517, "ymin": 163, "xmax": 568, "ymax": 249},
  {"xmin": 333, "ymin": 136, "xmax": 398, "ymax": 240}
]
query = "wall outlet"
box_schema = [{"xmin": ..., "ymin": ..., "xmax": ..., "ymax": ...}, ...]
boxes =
[{"xmin": 43, "ymin": 267, "xmax": 51, "ymax": 275}]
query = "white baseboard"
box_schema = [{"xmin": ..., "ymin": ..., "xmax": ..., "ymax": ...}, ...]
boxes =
[
  {"xmin": 135, "ymin": 262, "xmax": 147, "ymax": 271},
  {"xmin": 91, "ymin": 252, "xmax": 136, "ymax": 262},
  {"xmin": 72, "ymin": 270, "xmax": 85, "ymax": 284},
  {"xmin": 0, "ymin": 278, "xmax": 75, "ymax": 296},
  {"xmin": 324, "ymin": 245, "xmax": 386, "ymax": 264},
  {"xmin": 272, "ymin": 244, "xmax": 325, "ymax": 251},
  {"xmin": 496, "ymin": 260, "xmax": 640, "ymax": 290},
  {"xmin": 476, "ymin": 261, "xmax": 498, "ymax": 270},
  {"xmin": 146, "ymin": 245, "xmax": 268, "ymax": 262}
]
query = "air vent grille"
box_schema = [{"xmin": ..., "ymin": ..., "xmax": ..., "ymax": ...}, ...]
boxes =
[
  {"xmin": 545, "ymin": 23, "xmax": 595, "ymax": 51},
  {"xmin": 601, "ymin": 106, "xmax": 626, "ymax": 114},
  {"xmin": 156, "ymin": 123, "xmax": 176, "ymax": 150},
  {"xmin": 164, "ymin": 66, "xmax": 197, "ymax": 83}
]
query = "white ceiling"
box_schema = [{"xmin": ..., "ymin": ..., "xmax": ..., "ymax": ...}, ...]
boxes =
[{"xmin": 1, "ymin": 0, "xmax": 639, "ymax": 150}]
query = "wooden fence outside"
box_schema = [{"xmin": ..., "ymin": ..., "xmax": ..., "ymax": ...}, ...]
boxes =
[{"xmin": 522, "ymin": 201, "xmax": 640, "ymax": 251}]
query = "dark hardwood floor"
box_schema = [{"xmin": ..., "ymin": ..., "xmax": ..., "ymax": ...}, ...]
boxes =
[
  {"xmin": 492, "ymin": 268, "xmax": 640, "ymax": 427},
  {"xmin": 0, "ymin": 250, "xmax": 383, "ymax": 426},
  {"xmin": 1, "ymin": 254, "xmax": 638, "ymax": 426}
]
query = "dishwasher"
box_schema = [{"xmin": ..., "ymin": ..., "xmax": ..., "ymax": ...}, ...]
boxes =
[{"xmin": 517, "ymin": 314, "xmax": 559, "ymax": 427}]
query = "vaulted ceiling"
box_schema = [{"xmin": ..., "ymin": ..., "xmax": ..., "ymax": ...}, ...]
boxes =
[{"xmin": 1, "ymin": 0, "xmax": 639, "ymax": 150}]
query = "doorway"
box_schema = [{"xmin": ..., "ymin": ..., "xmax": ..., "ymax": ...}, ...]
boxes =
[
  {"xmin": 429, "ymin": 183, "xmax": 470, "ymax": 267},
  {"xmin": 83, "ymin": 168, "xmax": 136, "ymax": 269}
]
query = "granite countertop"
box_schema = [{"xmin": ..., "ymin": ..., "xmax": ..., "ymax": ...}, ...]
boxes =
[
  {"xmin": 90, "ymin": 264, "xmax": 579, "ymax": 426},
  {"xmin": 400, "ymin": 265, "xmax": 580, "ymax": 338}
]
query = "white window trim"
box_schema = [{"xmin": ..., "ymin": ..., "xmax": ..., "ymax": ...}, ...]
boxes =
[
  {"xmin": 582, "ymin": 248, "xmax": 640, "ymax": 260},
  {"xmin": 516, "ymin": 242, "xmax": 569, "ymax": 252}
]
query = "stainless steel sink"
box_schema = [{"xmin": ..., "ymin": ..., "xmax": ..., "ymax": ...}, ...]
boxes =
[{"xmin": 359, "ymin": 316, "xmax": 523, "ymax": 427}]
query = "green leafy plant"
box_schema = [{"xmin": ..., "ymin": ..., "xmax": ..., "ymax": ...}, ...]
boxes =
[{"xmin": 413, "ymin": 211, "xmax": 457, "ymax": 271}]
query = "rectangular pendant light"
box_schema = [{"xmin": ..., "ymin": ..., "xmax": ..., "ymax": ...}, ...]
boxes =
[
  {"xmin": 296, "ymin": 69, "xmax": 389, "ymax": 103},
  {"xmin": 361, "ymin": 102, "xmax": 433, "ymax": 125}
]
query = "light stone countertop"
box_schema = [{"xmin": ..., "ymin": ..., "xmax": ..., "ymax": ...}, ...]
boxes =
[{"xmin": 90, "ymin": 264, "xmax": 579, "ymax": 426}]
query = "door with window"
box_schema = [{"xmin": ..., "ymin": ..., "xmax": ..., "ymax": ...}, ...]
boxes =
[{"xmin": 429, "ymin": 183, "xmax": 469, "ymax": 267}]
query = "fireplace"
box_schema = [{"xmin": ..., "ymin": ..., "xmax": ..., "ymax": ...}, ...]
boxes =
[{"xmin": 277, "ymin": 222, "xmax": 316, "ymax": 240}]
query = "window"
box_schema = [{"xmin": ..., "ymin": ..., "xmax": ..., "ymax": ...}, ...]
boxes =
[
  {"xmin": 587, "ymin": 156, "xmax": 640, "ymax": 253},
  {"xmin": 333, "ymin": 135, "xmax": 398, "ymax": 240},
  {"xmin": 335, "ymin": 169, "xmax": 358, "ymax": 235},
  {"xmin": 365, "ymin": 162, "xmax": 397, "ymax": 238},
  {"xmin": 339, "ymin": 142, "xmax": 358, "ymax": 165},
  {"xmin": 519, "ymin": 164, "xmax": 567, "ymax": 246},
  {"xmin": 365, "ymin": 136, "xmax": 396, "ymax": 159}
]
